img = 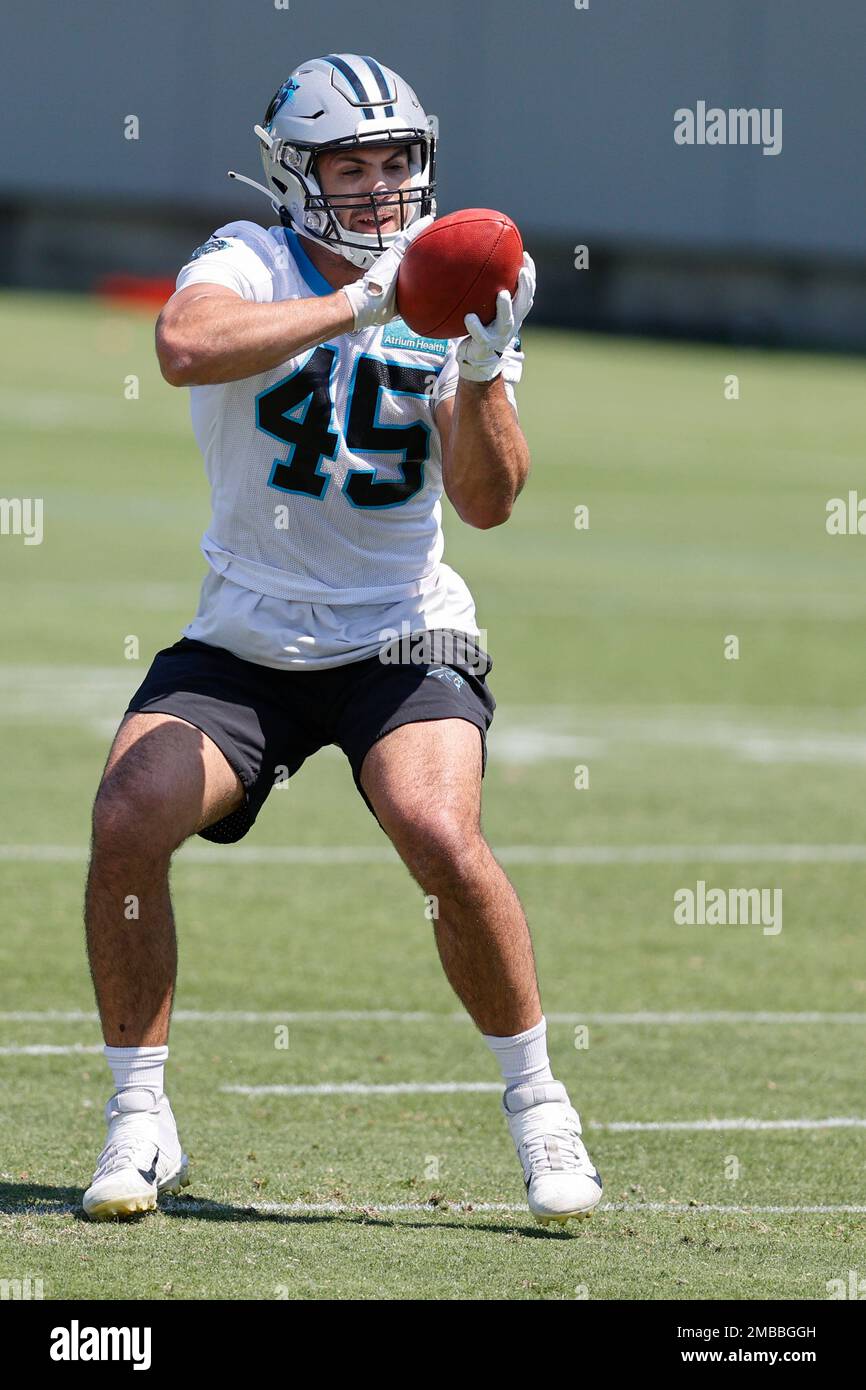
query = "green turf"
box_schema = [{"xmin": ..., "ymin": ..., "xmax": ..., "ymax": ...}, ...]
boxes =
[{"xmin": 1, "ymin": 290, "xmax": 865, "ymax": 1300}]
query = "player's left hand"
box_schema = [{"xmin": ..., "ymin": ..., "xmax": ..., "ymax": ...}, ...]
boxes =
[
  {"xmin": 456, "ymin": 251, "xmax": 535, "ymax": 382},
  {"xmin": 342, "ymin": 214, "xmax": 434, "ymax": 332}
]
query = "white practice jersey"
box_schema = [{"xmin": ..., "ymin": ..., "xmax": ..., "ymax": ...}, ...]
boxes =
[{"xmin": 175, "ymin": 220, "xmax": 523, "ymax": 667}]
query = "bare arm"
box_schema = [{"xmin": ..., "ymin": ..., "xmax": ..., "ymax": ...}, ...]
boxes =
[
  {"xmin": 436, "ymin": 379, "xmax": 530, "ymax": 530},
  {"xmin": 155, "ymin": 283, "xmax": 355, "ymax": 386}
]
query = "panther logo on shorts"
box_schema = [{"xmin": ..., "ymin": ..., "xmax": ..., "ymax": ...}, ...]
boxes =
[{"xmin": 426, "ymin": 666, "xmax": 465, "ymax": 691}]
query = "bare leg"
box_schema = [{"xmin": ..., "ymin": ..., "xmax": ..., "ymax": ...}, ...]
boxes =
[
  {"xmin": 84, "ymin": 713, "xmax": 243, "ymax": 1046},
  {"xmin": 360, "ymin": 719, "xmax": 541, "ymax": 1036}
]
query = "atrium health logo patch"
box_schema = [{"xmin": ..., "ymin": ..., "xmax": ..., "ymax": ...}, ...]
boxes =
[{"xmin": 381, "ymin": 319, "xmax": 449, "ymax": 358}]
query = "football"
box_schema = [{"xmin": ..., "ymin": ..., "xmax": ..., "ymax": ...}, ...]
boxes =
[{"xmin": 396, "ymin": 208, "xmax": 524, "ymax": 339}]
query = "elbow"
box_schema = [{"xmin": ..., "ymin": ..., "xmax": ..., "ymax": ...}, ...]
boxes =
[
  {"xmin": 447, "ymin": 456, "xmax": 529, "ymax": 530},
  {"xmin": 159, "ymin": 354, "xmax": 193, "ymax": 388},
  {"xmin": 155, "ymin": 317, "xmax": 196, "ymax": 387},
  {"xmin": 459, "ymin": 499, "xmax": 514, "ymax": 530},
  {"xmin": 156, "ymin": 340, "xmax": 194, "ymax": 387}
]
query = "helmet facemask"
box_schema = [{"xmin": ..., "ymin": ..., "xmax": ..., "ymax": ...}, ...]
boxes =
[
  {"xmin": 301, "ymin": 137, "xmax": 433, "ymax": 256},
  {"xmin": 262, "ymin": 125, "xmax": 437, "ymax": 269}
]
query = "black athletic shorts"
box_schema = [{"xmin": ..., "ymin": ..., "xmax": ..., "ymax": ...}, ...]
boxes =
[{"xmin": 125, "ymin": 631, "xmax": 495, "ymax": 843}]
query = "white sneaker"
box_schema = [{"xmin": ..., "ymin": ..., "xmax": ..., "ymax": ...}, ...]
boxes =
[
  {"xmin": 83, "ymin": 1086, "xmax": 189, "ymax": 1221},
  {"xmin": 503, "ymin": 1080, "xmax": 603, "ymax": 1226}
]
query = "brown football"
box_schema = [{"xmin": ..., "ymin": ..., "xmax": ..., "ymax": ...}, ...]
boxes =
[{"xmin": 396, "ymin": 208, "xmax": 524, "ymax": 339}]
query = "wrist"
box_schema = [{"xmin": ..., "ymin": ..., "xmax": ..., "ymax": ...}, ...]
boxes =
[
  {"xmin": 456, "ymin": 372, "xmax": 504, "ymax": 397},
  {"xmin": 457, "ymin": 346, "xmax": 504, "ymax": 383},
  {"xmin": 339, "ymin": 284, "xmax": 363, "ymax": 332}
]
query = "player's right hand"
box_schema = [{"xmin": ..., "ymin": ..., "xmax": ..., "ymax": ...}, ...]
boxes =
[
  {"xmin": 341, "ymin": 214, "xmax": 434, "ymax": 331},
  {"xmin": 457, "ymin": 252, "xmax": 536, "ymax": 382}
]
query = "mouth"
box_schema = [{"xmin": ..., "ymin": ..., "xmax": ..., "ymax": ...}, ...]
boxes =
[{"xmin": 352, "ymin": 209, "xmax": 400, "ymax": 235}]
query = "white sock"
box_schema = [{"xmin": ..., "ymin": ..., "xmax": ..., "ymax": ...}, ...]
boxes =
[
  {"xmin": 482, "ymin": 1016, "xmax": 554, "ymax": 1088},
  {"xmin": 104, "ymin": 1044, "xmax": 168, "ymax": 1096}
]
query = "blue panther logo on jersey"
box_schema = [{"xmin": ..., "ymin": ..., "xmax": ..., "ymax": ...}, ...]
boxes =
[
  {"xmin": 265, "ymin": 78, "xmax": 300, "ymax": 129},
  {"xmin": 189, "ymin": 237, "xmax": 230, "ymax": 261}
]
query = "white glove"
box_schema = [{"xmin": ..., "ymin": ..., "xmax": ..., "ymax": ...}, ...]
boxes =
[
  {"xmin": 341, "ymin": 214, "xmax": 434, "ymax": 331},
  {"xmin": 456, "ymin": 251, "xmax": 535, "ymax": 382}
]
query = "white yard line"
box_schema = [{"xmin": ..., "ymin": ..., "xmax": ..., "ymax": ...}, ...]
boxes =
[
  {"xmin": 220, "ymin": 1085, "xmax": 866, "ymax": 1129},
  {"xmin": 223, "ymin": 1082, "xmax": 503, "ymax": 1095},
  {"xmin": 0, "ymin": 391, "xmax": 186, "ymax": 436},
  {"xmin": 4, "ymin": 843, "xmax": 866, "ymax": 865},
  {"xmin": 205, "ymin": 1199, "xmax": 866, "ymax": 1216},
  {"xmin": 5, "ymin": 675, "xmax": 866, "ymax": 762},
  {"xmin": 554, "ymin": 1011, "xmax": 866, "ymax": 1024},
  {"xmin": 3, "ymin": 1196, "xmax": 864, "ymax": 1217},
  {"xmin": 2, "ymin": 1009, "xmax": 864, "ymax": 1025},
  {"xmin": 601, "ymin": 1117, "xmax": 866, "ymax": 1132},
  {"xmin": 0, "ymin": 1043, "xmax": 103, "ymax": 1056}
]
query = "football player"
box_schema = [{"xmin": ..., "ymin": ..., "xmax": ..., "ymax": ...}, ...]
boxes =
[{"xmin": 82, "ymin": 54, "xmax": 602, "ymax": 1226}]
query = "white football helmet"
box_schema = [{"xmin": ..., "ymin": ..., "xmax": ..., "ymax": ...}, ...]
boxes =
[{"xmin": 229, "ymin": 54, "xmax": 437, "ymax": 270}]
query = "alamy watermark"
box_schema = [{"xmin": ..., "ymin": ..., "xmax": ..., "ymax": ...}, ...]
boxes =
[
  {"xmin": 0, "ymin": 497, "xmax": 43, "ymax": 545},
  {"xmin": 377, "ymin": 622, "xmax": 489, "ymax": 675},
  {"xmin": 1, "ymin": 1275, "xmax": 44, "ymax": 1299},
  {"xmin": 674, "ymin": 880, "xmax": 782, "ymax": 935},
  {"xmin": 826, "ymin": 492, "xmax": 866, "ymax": 535},
  {"xmin": 826, "ymin": 1269, "xmax": 866, "ymax": 1299},
  {"xmin": 675, "ymin": 102, "xmax": 782, "ymax": 156},
  {"xmin": 50, "ymin": 1322, "xmax": 151, "ymax": 1369}
]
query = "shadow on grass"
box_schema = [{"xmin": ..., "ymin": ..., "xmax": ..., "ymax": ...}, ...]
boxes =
[{"xmin": 0, "ymin": 1182, "xmax": 577, "ymax": 1239}]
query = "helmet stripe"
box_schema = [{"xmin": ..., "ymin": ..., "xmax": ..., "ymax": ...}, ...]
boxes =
[
  {"xmin": 363, "ymin": 56, "xmax": 396, "ymax": 117},
  {"xmin": 324, "ymin": 54, "xmax": 376, "ymax": 119}
]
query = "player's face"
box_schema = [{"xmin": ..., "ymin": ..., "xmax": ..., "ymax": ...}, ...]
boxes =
[{"xmin": 316, "ymin": 145, "xmax": 413, "ymax": 235}]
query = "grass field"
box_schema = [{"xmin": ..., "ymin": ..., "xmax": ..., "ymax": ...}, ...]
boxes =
[{"xmin": 1, "ymin": 289, "xmax": 865, "ymax": 1301}]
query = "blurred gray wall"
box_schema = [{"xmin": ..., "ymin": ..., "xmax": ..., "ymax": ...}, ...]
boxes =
[{"xmin": 3, "ymin": 0, "xmax": 865, "ymax": 346}]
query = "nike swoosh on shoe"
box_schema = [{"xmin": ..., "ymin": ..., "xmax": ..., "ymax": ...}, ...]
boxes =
[{"xmin": 137, "ymin": 1150, "xmax": 159, "ymax": 1185}]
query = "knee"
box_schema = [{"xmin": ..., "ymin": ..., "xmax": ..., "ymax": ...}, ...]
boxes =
[
  {"xmin": 91, "ymin": 772, "xmax": 184, "ymax": 861},
  {"xmin": 395, "ymin": 809, "xmax": 485, "ymax": 897}
]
